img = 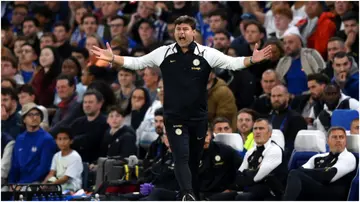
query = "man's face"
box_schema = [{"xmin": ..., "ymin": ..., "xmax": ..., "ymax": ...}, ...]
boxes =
[
  {"xmin": 82, "ymin": 17, "xmax": 98, "ymax": 35},
  {"xmin": 209, "ymin": 15, "xmax": 226, "ymax": 32},
  {"xmin": 333, "ymin": 56, "xmax": 351, "ymax": 76},
  {"xmin": 137, "ymin": 1, "xmax": 155, "ymax": 19},
  {"xmin": 75, "ymin": 7, "xmax": 88, "ymax": 25},
  {"xmin": 244, "ymin": 24, "xmax": 263, "ymax": 44},
  {"xmin": 53, "ymin": 26, "xmax": 68, "ymax": 43},
  {"xmin": 101, "ymin": 2, "xmax": 120, "ymax": 18},
  {"xmin": 62, "ymin": 59, "xmax": 79, "ymax": 78},
  {"xmin": 199, "ymin": 2, "xmax": 217, "ymax": 16},
  {"xmin": 11, "ymin": 7, "xmax": 28, "ymax": 26},
  {"xmin": 56, "ymin": 79, "xmax": 74, "ymax": 100},
  {"xmin": 18, "ymin": 92, "xmax": 35, "ymax": 106},
  {"xmin": 85, "ymin": 37, "xmax": 99, "ymax": 55},
  {"xmin": 71, "ymin": 52, "xmax": 87, "ymax": 69},
  {"xmin": 328, "ymin": 129, "xmax": 346, "ymax": 153},
  {"xmin": 274, "ymin": 14, "xmax": 291, "ymax": 31},
  {"xmin": 253, "ymin": 120, "xmax": 271, "ymax": 145},
  {"xmin": 40, "ymin": 36, "xmax": 55, "ymax": 49},
  {"xmin": 56, "ymin": 133, "xmax": 72, "ymax": 151},
  {"xmin": 327, "ymin": 41, "xmax": 345, "ymax": 61},
  {"xmin": 20, "ymin": 45, "xmax": 37, "ymax": 64},
  {"xmin": 174, "ymin": 23, "xmax": 195, "ymax": 48},
  {"xmin": 307, "ymin": 80, "xmax": 325, "ymax": 100},
  {"xmin": 237, "ymin": 112, "xmax": 254, "ymax": 135},
  {"xmin": 271, "ymin": 86, "xmax": 289, "ymax": 110},
  {"xmin": 14, "ymin": 40, "xmax": 26, "ymax": 59},
  {"xmin": 350, "ymin": 120, "xmax": 359, "ymax": 135},
  {"xmin": 335, "ymin": 1, "xmax": 352, "ymax": 16},
  {"xmin": 118, "ymin": 70, "xmax": 134, "ymax": 88},
  {"xmin": 143, "ymin": 68, "xmax": 158, "ymax": 88},
  {"xmin": 22, "ymin": 21, "xmax": 37, "ymax": 37},
  {"xmin": 23, "ymin": 109, "xmax": 42, "ymax": 128},
  {"xmin": 1, "ymin": 61, "xmax": 16, "ymax": 78},
  {"xmin": 213, "ymin": 122, "xmax": 232, "ymax": 134},
  {"xmin": 107, "ymin": 111, "xmax": 123, "ymax": 129},
  {"xmin": 83, "ymin": 95, "xmax": 102, "ymax": 116},
  {"xmin": 1, "ymin": 94, "xmax": 15, "ymax": 113},
  {"xmin": 261, "ymin": 72, "xmax": 278, "ymax": 94},
  {"xmin": 323, "ymin": 86, "xmax": 341, "ymax": 110},
  {"xmin": 109, "ymin": 18, "xmax": 125, "ymax": 38},
  {"xmin": 213, "ymin": 33, "xmax": 230, "ymax": 50},
  {"xmin": 138, "ymin": 22, "xmax": 154, "ymax": 41},
  {"xmin": 154, "ymin": 115, "xmax": 164, "ymax": 135},
  {"xmin": 344, "ymin": 20, "xmax": 359, "ymax": 36},
  {"xmin": 305, "ymin": 1, "xmax": 322, "ymax": 18},
  {"xmin": 283, "ymin": 34, "xmax": 301, "ymax": 57}
]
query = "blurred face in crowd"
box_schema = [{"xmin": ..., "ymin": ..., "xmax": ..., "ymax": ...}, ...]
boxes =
[
  {"xmin": 1, "ymin": 94, "xmax": 16, "ymax": 114},
  {"xmin": 203, "ymin": 128, "xmax": 213, "ymax": 149},
  {"xmin": 261, "ymin": 71, "xmax": 279, "ymax": 94},
  {"xmin": 307, "ymin": 80, "xmax": 326, "ymax": 100},
  {"xmin": 213, "ymin": 121, "xmax": 232, "ymax": 134},
  {"xmin": 227, "ymin": 48, "xmax": 237, "ymax": 57},
  {"xmin": 138, "ymin": 22, "xmax": 154, "ymax": 42},
  {"xmin": 271, "ymin": 2, "xmax": 289, "ymax": 12},
  {"xmin": 131, "ymin": 89, "xmax": 146, "ymax": 111},
  {"xmin": 83, "ymin": 94, "xmax": 102, "ymax": 116},
  {"xmin": 271, "ymin": 85, "xmax": 289, "ymax": 111},
  {"xmin": 209, "ymin": 15, "xmax": 227, "ymax": 33},
  {"xmin": 20, "ymin": 45, "xmax": 37, "ymax": 65},
  {"xmin": 62, "ymin": 59, "xmax": 79, "ymax": 78},
  {"xmin": 14, "ymin": 40, "xmax": 26, "ymax": 59},
  {"xmin": 1, "ymin": 29, "xmax": 14, "ymax": 47},
  {"xmin": 157, "ymin": 79, "xmax": 164, "ymax": 103},
  {"xmin": 107, "ymin": 110, "xmax": 124, "ymax": 129},
  {"xmin": 11, "ymin": 6, "xmax": 28, "ymax": 26},
  {"xmin": 237, "ymin": 112, "xmax": 254, "ymax": 135},
  {"xmin": 167, "ymin": 23, "xmax": 175, "ymax": 40},
  {"xmin": 69, "ymin": 1, "xmax": 84, "ymax": 11},
  {"xmin": 18, "ymin": 92, "xmax": 35, "ymax": 106},
  {"xmin": 154, "ymin": 115, "xmax": 164, "ymax": 135},
  {"xmin": 75, "ymin": 7, "xmax": 88, "ymax": 25},
  {"xmin": 274, "ymin": 14, "xmax": 291, "ymax": 31},
  {"xmin": 109, "ymin": 18, "xmax": 126, "ymax": 38},
  {"xmin": 56, "ymin": 79, "xmax": 74, "ymax": 100},
  {"xmin": 244, "ymin": 24, "xmax": 263, "ymax": 45},
  {"xmin": 22, "ymin": 20, "xmax": 37, "ymax": 37},
  {"xmin": 199, "ymin": 2, "xmax": 217, "ymax": 16},
  {"xmin": 86, "ymin": 36, "xmax": 100, "ymax": 55},
  {"xmin": 137, "ymin": 1, "xmax": 155, "ymax": 19},
  {"xmin": 1, "ymin": 80, "xmax": 15, "ymax": 89},
  {"xmin": 40, "ymin": 36, "xmax": 55, "ymax": 49},
  {"xmin": 82, "ymin": 16, "xmax": 98, "ymax": 35},
  {"xmin": 23, "ymin": 109, "xmax": 42, "ymax": 128},
  {"xmin": 72, "ymin": 52, "xmax": 87, "ymax": 69},
  {"xmin": 143, "ymin": 68, "xmax": 159, "ymax": 88},
  {"xmin": 333, "ymin": 56, "xmax": 351, "ymax": 76},
  {"xmin": 213, "ymin": 32, "xmax": 230, "ymax": 50},
  {"xmin": 305, "ymin": 1, "xmax": 322, "ymax": 19},
  {"xmin": 344, "ymin": 19, "xmax": 359, "ymax": 36},
  {"xmin": 175, "ymin": 23, "xmax": 196, "ymax": 48},
  {"xmin": 39, "ymin": 48, "xmax": 55, "ymax": 68},
  {"xmin": 102, "ymin": 2, "xmax": 120, "ymax": 18},
  {"xmin": 328, "ymin": 129, "xmax": 346, "ymax": 153},
  {"xmin": 81, "ymin": 68, "xmax": 94, "ymax": 86},
  {"xmin": 335, "ymin": 1, "xmax": 352, "ymax": 16},
  {"xmin": 56, "ymin": 133, "xmax": 72, "ymax": 151},
  {"xmin": 1, "ymin": 61, "xmax": 16, "ymax": 78},
  {"xmin": 118, "ymin": 69, "xmax": 135, "ymax": 88},
  {"xmin": 283, "ymin": 34, "xmax": 301, "ymax": 57},
  {"xmin": 194, "ymin": 30, "xmax": 203, "ymax": 45},
  {"xmin": 253, "ymin": 120, "xmax": 271, "ymax": 145},
  {"xmin": 53, "ymin": 25, "xmax": 68, "ymax": 43},
  {"xmin": 269, "ymin": 44, "xmax": 282, "ymax": 62},
  {"xmin": 323, "ymin": 85, "xmax": 341, "ymax": 110},
  {"xmin": 350, "ymin": 119, "xmax": 359, "ymax": 135},
  {"xmin": 327, "ymin": 40, "xmax": 346, "ymax": 61}
]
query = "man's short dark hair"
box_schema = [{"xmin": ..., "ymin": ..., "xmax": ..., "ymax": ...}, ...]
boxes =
[
  {"xmin": 208, "ymin": 9, "xmax": 227, "ymax": 20},
  {"xmin": 54, "ymin": 21, "xmax": 70, "ymax": 32},
  {"xmin": 118, "ymin": 67, "xmax": 136, "ymax": 75},
  {"xmin": 1, "ymin": 87, "xmax": 18, "ymax": 101},
  {"xmin": 244, "ymin": 19, "xmax": 266, "ymax": 35},
  {"xmin": 307, "ymin": 73, "xmax": 330, "ymax": 85},
  {"xmin": 14, "ymin": 35, "xmax": 28, "ymax": 43},
  {"xmin": 237, "ymin": 108, "xmax": 259, "ymax": 122},
  {"xmin": 41, "ymin": 32, "xmax": 57, "ymax": 43},
  {"xmin": 17, "ymin": 84, "xmax": 35, "ymax": 95},
  {"xmin": 22, "ymin": 16, "xmax": 40, "ymax": 27},
  {"xmin": 56, "ymin": 74, "xmax": 76, "ymax": 87},
  {"xmin": 81, "ymin": 13, "xmax": 98, "ymax": 25},
  {"xmin": 254, "ymin": 118, "xmax": 273, "ymax": 131},
  {"xmin": 154, "ymin": 107, "xmax": 164, "ymax": 117},
  {"xmin": 342, "ymin": 11, "xmax": 358, "ymax": 23},
  {"xmin": 212, "ymin": 117, "xmax": 231, "ymax": 130},
  {"xmin": 32, "ymin": 5, "xmax": 52, "ymax": 19},
  {"xmin": 1, "ymin": 56, "xmax": 18, "ymax": 69},
  {"xmin": 107, "ymin": 105, "xmax": 126, "ymax": 117},
  {"xmin": 214, "ymin": 30, "xmax": 231, "ymax": 40},
  {"xmin": 1, "ymin": 78, "xmax": 17, "ymax": 89},
  {"xmin": 13, "ymin": 4, "xmax": 29, "ymax": 12},
  {"xmin": 327, "ymin": 126, "xmax": 346, "ymax": 138},
  {"xmin": 174, "ymin": 15, "xmax": 196, "ymax": 30},
  {"xmin": 333, "ymin": 51, "xmax": 351, "ymax": 62},
  {"xmin": 56, "ymin": 126, "xmax": 74, "ymax": 140},
  {"xmin": 130, "ymin": 47, "xmax": 149, "ymax": 56},
  {"xmin": 138, "ymin": 19, "xmax": 155, "ymax": 29},
  {"xmin": 83, "ymin": 89, "xmax": 104, "ymax": 102},
  {"xmin": 71, "ymin": 47, "xmax": 89, "ymax": 59},
  {"xmin": 328, "ymin": 37, "xmax": 345, "ymax": 44},
  {"xmin": 110, "ymin": 15, "xmax": 128, "ymax": 26}
]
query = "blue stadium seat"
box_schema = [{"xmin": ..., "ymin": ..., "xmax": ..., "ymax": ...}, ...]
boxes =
[{"xmin": 331, "ymin": 110, "xmax": 359, "ymax": 130}]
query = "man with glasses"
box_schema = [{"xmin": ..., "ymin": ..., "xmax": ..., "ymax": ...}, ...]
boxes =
[{"xmin": 8, "ymin": 103, "xmax": 57, "ymax": 184}]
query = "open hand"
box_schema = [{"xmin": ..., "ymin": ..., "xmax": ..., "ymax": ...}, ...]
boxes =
[
  {"xmin": 252, "ymin": 43, "xmax": 272, "ymax": 63},
  {"xmin": 91, "ymin": 42, "xmax": 113, "ymax": 62}
]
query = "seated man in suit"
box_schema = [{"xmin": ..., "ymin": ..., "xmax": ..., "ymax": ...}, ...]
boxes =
[{"xmin": 283, "ymin": 126, "xmax": 357, "ymax": 201}]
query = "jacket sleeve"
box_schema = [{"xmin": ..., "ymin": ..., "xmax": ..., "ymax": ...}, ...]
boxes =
[
  {"xmin": 205, "ymin": 47, "xmax": 246, "ymax": 70},
  {"xmin": 2, "ymin": 141, "xmax": 15, "ymax": 179},
  {"xmin": 119, "ymin": 133, "xmax": 137, "ymax": 158},
  {"xmin": 8, "ymin": 141, "xmax": 20, "ymax": 183},
  {"xmin": 253, "ymin": 146, "xmax": 283, "ymax": 182},
  {"xmin": 123, "ymin": 46, "xmax": 168, "ymax": 70}
]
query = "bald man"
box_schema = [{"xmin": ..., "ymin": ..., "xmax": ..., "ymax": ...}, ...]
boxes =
[
  {"xmin": 275, "ymin": 33, "xmax": 325, "ymax": 95},
  {"xmin": 269, "ymin": 85, "xmax": 307, "ymax": 160}
]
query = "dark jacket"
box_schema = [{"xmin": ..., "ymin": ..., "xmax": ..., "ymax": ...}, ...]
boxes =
[
  {"xmin": 251, "ymin": 94, "xmax": 273, "ymax": 118},
  {"xmin": 229, "ymin": 68, "xmax": 257, "ymax": 110},
  {"xmin": 1, "ymin": 112, "xmax": 22, "ymax": 139},
  {"xmin": 290, "ymin": 94, "xmax": 324, "ymax": 118},
  {"xmin": 144, "ymin": 136, "xmax": 168, "ymax": 168}
]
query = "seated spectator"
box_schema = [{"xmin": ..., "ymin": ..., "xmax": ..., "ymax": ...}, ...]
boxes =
[
  {"xmin": 208, "ymin": 119, "xmax": 287, "ymax": 201},
  {"xmin": 1, "ymin": 87, "xmax": 22, "ymax": 138},
  {"xmin": 314, "ymin": 83, "xmax": 360, "ymax": 132},
  {"xmin": 283, "ymin": 126, "xmax": 357, "ymax": 201},
  {"xmin": 17, "ymin": 84, "xmax": 49, "ymax": 130},
  {"xmin": 39, "ymin": 32, "xmax": 56, "ymax": 49},
  {"xmin": 1, "ymin": 56, "xmax": 24, "ymax": 85},
  {"xmin": 115, "ymin": 67, "xmax": 136, "ymax": 111},
  {"xmin": 276, "ymin": 29, "xmax": 325, "ymax": 95},
  {"xmin": 296, "ymin": 1, "xmax": 336, "ymax": 59},
  {"xmin": 8, "ymin": 103, "xmax": 57, "ymax": 184},
  {"xmin": 270, "ymin": 7, "xmax": 298, "ymax": 39},
  {"xmin": 43, "ymin": 127, "xmax": 83, "ymax": 192},
  {"xmin": 206, "ymin": 9, "xmax": 230, "ymax": 47},
  {"xmin": 71, "ymin": 47, "xmax": 90, "ymax": 70},
  {"xmin": 332, "ymin": 52, "xmax": 359, "ymax": 100},
  {"xmin": 213, "ymin": 30, "xmax": 231, "ymax": 53},
  {"xmin": 22, "ymin": 17, "xmax": 41, "ymax": 55},
  {"xmin": 69, "ymin": 6, "xmax": 92, "ymax": 46},
  {"xmin": 1, "ymin": 132, "xmax": 15, "ymax": 185},
  {"xmin": 13, "ymin": 36, "xmax": 27, "ymax": 61},
  {"xmin": 136, "ymin": 19, "xmax": 161, "ymax": 51},
  {"xmin": 99, "ymin": 106, "xmax": 136, "ymax": 158},
  {"xmin": 9, "ymin": 4, "xmax": 29, "ymax": 35},
  {"xmin": 87, "ymin": 80, "xmax": 117, "ymax": 113},
  {"xmin": 143, "ymin": 67, "xmax": 161, "ymax": 104},
  {"xmin": 78, "ymin": 13, "xmax": 105, "ymax": 48},
  {"xmin": 19, "ymin": 43, "xmax": 39, "ymax": 84},
  {"xmin": 208, "ymin": 70, "xmax": 238, "ymax": 131},
  {"xmin": 237, "ymin": 108, "xmax": 259, "ymax": 151},
  {"xmin": 70, "ymin": 89, "xmax": 108, "ymax": 163},
  {"xmin": 269, "ymin": 85, "xmax": 307, "ymax": 159},
  {"xmin": 350, "ymin": 119, "xmax": 359, "ymax": 135},
  {"xmin": 212, "ymin": 117, "xmax": 233, "ymax": 134},
  {"xmin": 85, "ymin": 34, "xmax": 108, "ymax": 67}
]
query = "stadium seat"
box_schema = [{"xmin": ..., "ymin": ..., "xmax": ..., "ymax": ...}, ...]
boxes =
[
  {"xmin": 346, "ymin": 135, "xmax": 359, "ymax": 202},
  {"xmin": 271, "ymin": 129, "xmax": 285, "ymax": 150},
  {"xmin": 288, "ymin": 130, "xmax": 326, "ymax": 170},
  {"xmin": 347, "ymin": 135, "xmax": 360, "ymax": 153},
  {"xmin": 331, "ymin": 110, "xmax": 359, "ymax": 130},
  {"xmin": 214, "ymin": 133, "xmax": 244, "ymax": 151}
]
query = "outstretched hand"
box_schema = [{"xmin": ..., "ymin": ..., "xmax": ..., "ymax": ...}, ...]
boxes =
[
  {"xmin": 251, "ymin": 43, "xmax": 272, "ymax": 63},
  {"xmin": 91, "ymin": 42, "xmax": 114, "ymax": 62}
]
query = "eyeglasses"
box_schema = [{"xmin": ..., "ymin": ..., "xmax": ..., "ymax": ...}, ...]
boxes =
[{"xmin": 26, "ymin": 112, "xmax": 41, "ymax": 117}]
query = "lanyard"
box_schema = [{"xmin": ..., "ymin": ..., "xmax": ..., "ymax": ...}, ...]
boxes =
[{"xmin": 271, "ymin": 113, "xmax": 288, "ymax": 132}]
